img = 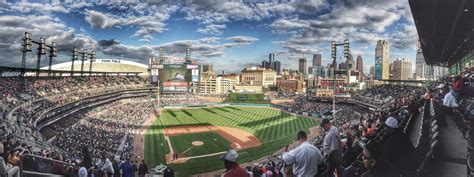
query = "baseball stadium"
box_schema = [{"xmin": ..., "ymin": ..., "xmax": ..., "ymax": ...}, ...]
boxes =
[{"xmin": 0, "ymin": 1, "xmax": 473, "ymax": 177}]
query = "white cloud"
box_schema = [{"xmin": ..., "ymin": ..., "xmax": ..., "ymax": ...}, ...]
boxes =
[
  {"xmin": 0, "ymin": 15, "xmax": 96, "ymax": 67},
  {"xmin": 197, "ymin": 24, "xmax": 226, "ymax": 35},
  {"xmin": 97, "ymin": 35, "xmax": 259, "ymax": 61},
  {"xmin": 83, "ymin": 5, "xmax": 178, "ymax": 42},
  {"xmin": 227, "ymin": 36, "xmax": 259, "ymax": 44},
  {"xmin": 270, "ymin": 0, "xmax": 415, "ymax": 56},
  {"xmin": 84, "ymin": 10, "xmax": 121, "ymax": 29}
]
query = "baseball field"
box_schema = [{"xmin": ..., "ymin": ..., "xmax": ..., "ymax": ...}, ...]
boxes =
[{"xmin": 144, "ymin": 106, "xmax": 319, "ymax": 176}]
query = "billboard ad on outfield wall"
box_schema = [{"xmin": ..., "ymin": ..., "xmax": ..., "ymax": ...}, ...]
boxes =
[
  {"xmin": 159, "ymin": 64, "xmax": 191, "ymax": 82},
  {"xmin": 162, "ymin": 82, "xmax": 188, "ymax": 87}
]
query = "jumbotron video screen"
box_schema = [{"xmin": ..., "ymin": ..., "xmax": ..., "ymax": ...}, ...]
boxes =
[{"xmin": 158, "ymin": 64, "xmax": 191, "ymax": 82}]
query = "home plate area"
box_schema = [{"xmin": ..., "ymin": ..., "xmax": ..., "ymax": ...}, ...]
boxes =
[{"xmin": 163, "ymin": 125, "xmax": 262, "ymax": 164}]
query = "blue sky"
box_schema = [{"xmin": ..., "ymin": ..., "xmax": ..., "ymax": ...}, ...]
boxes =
[{"xmin": 0, "ymin": 0, "xmax": 418, "ymax": 73}]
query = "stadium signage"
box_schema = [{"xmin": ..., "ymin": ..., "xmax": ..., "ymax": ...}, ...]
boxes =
[
  {"xmin": 187, "ymin": 65, "xmax": 198, "ymax": 69},
  {"xmin": 162, "ymin": 82, "xmax": 188, "ymax": 87},
  {"xmin": 168, "ymin": 65, "xmax": 183, "ymax": 69},
  {"xmin": 102, "ymin": 59, "xmax": 121, "ymax": 63}
]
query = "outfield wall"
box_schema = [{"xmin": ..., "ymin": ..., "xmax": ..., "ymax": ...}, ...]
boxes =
[{"xmin": 160, "ymin": 102, "xmax": 322, "ymax": 118}]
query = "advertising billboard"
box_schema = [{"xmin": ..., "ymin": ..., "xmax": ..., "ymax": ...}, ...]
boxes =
[
  {"xmin": 159, "ymin": 64, "xmax": 191, "ymax": 82},
  {"xmin": 187, "ymin": 65, "xmax": 199, "ymax": 69},
  {"xmin": 162, "ymin": 82, "xmax": 188, "ymax": 87}
]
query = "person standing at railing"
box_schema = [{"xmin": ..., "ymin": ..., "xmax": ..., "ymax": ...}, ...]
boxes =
[
  {"xmin": 137, "ymin": 160, "xmax": 148, "ymax": 177},
  {"xmin": 0, "ymin": 156, "xmax": 20, "ymax": 177},
  {"xmin": 102, "ymin": 155, "xmax": 114, "ymax": 177},
  {"xmin": 321, "ymin": 118, "xmax": 344, "ymax": 177}
]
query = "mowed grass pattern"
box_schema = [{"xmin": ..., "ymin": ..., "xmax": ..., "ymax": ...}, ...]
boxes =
[
  {"xmin": 170, "ymin": 132, "xmax": 230, "ymax": 157},
  {"xmin": 145, "ymin": 106, "xmax": 319, "ymax": 176}
]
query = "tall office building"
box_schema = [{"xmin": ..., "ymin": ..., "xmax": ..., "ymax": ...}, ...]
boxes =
[
  {"xmin": 312, "ymin": 54, "xmax": 322, "ymax": 66},
  {"xmin": 415, "ymin": 39, "xmax": 427, "ymax": 80},
  {"xmin": 356, "ymin": 55, "xmax": 363, "ymax": 74},
  {"xmin": 392, "ymin": 58, "xmax": 413, "ymax": 80},
  {"xmin": 202, "ymin": 64, "xmax": 213, "ymax": 73},
  {"xmin": 269, "ymin": 53, "xmax": 275, "ymax": 63},
  {"xmin": 370, "ymin": 66, "xmax": 375, "ymax": 75},
  {"xmin": 261, "ymin": 53, "xmax": 281, "ymax": 74},
  {"xmin": 375, "ymin": 40, "xmax": 390, "ymax": 80},
  {"xmin": 298, "ymin": 58, "xmax": 307, "ymax": 75}
]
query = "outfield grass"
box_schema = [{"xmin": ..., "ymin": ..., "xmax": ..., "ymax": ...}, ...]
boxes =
[
  {"xmin": 170, "ymin": 132, "xmax": 230, "ymax": 157},
  {"xmin": 144, "ymin": 106, "xmax": 319, "ymax": 176}
]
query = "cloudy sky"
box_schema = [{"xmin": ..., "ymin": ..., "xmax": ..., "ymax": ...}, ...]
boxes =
[{"xmin": 0, "ymin": 0, "xmax": 418, "ymax": 73}]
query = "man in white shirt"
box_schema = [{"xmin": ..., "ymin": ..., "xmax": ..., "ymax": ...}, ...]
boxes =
[
  {"xmin": 443, "ymin": 89, "xmax": 459, "ymax": 108},
  {"xmin": 101, "ymin": 156, "xmax": 114, "ymax": 176},
  {"xmin": 321, "ymin": 118, "xmax": 343, "ymax": 177},
  {"xmin": 282, "ymin": 131, "xmax": 323, "ymax": 177}
]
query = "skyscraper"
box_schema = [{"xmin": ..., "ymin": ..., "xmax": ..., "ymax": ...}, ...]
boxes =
[
  {"xmin": 370, "ymin": 66, "xmax": 374, "ymax": 75},
  {"xmin": 274, "ymin": 61, "xmax": 281, "ymax": 75},
  {"xmin": 269, "ymin": 53, "xmax": 275, "ymax": 63},
  {"xmin": 298, "ymin": 58, "xmax": 307, "ymax": 75},
  {"xmin": 415, "ymin": 39, "xmax": 427, "ymax": 80},
  {"xmin": 356, "ymin": 55, "xmax": 363, "ymax": 74},
  {"xmin": 392, "ymin": 58, "xmax": 413, "ymax": 80},
  {"xmin": 312, "ymin": 54, "xmax": 322, "ymax": 66},
  {"xmin": 261, "ymin": 53, "xmax": 281, "ymax": 74},
  {"xmin": 202, "ymin": 64, "xmax": 213, "ymax": 73},
  {"xmin": 375, "ymin": 40, "xmax": 390, "ymax": 80}
]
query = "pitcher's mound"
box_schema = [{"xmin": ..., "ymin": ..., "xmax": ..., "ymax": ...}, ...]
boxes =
[{"xmin": 192, "ymin": 141, "xmax": 204, "ymax": 146}]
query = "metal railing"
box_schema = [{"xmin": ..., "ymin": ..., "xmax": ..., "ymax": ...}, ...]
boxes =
[{"xmin": 20, "ymin": 154, "xmax": 75, "ymax": 177}]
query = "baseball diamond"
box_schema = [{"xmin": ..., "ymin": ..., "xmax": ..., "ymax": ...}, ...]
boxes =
[{"xmin": 144, "ymin": 106, "xmax": 320, "ymax": 176}]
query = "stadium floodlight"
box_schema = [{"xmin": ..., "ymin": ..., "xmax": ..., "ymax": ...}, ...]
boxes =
[
  {"xmin": 89, "ymin": 51, "xmax": 96, "ymax": 74},
  {"xmin": 82, "ymin": 49, "xmax": 87, "ymax": 58},
  {"xmin": 51, "ymin": 42, "xmax": 57, "ymax": 57},
  {"xmin": 47, "ymin": 41, "xmax": 58, "ymax": 76},
  {"xmin": 21, "ymin": 32, "xmax": 33, "ymax": 76},
  {"xmin": 24, "ymin": 32, "xmax": 33, "ymax": 51},
  {"xmin": 80, "ymin": 49, "xmax": 87, "ymax": 76},
  {"xmin": 39, "ymin": 38, "xmax": 46, "ymax": 54},
  {"xmin": 71, "ymin": 48, "xmax": 78, "ymax": 76}
]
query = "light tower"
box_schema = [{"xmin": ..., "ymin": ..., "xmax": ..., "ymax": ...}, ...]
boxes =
[
  {"xmin": 47, "ymin": 42, "xmax": 58, "ymax": 76},
  {"xmin": 71, "ymin": 48, "xmax": 78, "ymax": 76},
  {"xmin": 89, "ymin": 51, "xmax": 96, "ymax": 75},
  {"xmin": 185, "ymin": 48, "xmax": 191, "ymax": 64},
  {"xmin": 80, "ymin": 49, "xmax": 87, "ymax": 77},
  {"xmin": 21, "ymin": 32, "xmax": 33, "ymax": 76},
  {"xmin": 159, "ymin": 47, "xmax": 164, "ymax": 64}
]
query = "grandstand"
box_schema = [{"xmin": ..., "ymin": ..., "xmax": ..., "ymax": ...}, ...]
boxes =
[{"xmin": 0, "ymin": 1, "xmax": 472, "ymax": 177}]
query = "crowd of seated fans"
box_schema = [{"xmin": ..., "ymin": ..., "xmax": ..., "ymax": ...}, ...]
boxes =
[
  {"xmin": 0, "ymin": 76, "xmax": 153, "ymax": 177},
  {"xmin": 237, "ymin": 85, "xmax": 423, "ymax": 177},
  {"xmin": 0, "ymin": 76, "xmax": 146, "ymax": 145},
  {"xmin": 1, "ymin": 97, "xmax": 153, "ymax": 177},
  {"xmin": 352, "ymin": 85, "xmax": 425, "ymax": 111},
  {"xmin": 51, "ymin": 98, "xmax": 153, "ymax": 162}
]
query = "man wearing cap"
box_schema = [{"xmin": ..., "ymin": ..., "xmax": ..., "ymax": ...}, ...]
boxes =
[
  {"xmin": 220, "ymin": 149, "xmax": 248, "ymax": 177},
  {"xmin": 321, "ymin": 118, "xmax": 343, "ymax": 177},
  {"xmin": 381, "ymin": 116, "xmax": 404, "ymax": 167},
  {"xmin": 281, "ymin": 130, "xmax": 323, "ymax": 177}
]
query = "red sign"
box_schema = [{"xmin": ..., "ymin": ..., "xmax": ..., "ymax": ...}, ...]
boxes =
[{"xmin": 162, "ymin": 82, "xmax": 188, "ymax": 87}]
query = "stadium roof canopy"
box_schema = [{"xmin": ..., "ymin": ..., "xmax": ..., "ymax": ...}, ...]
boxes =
[
  {"xmin": 409, "ymin": 0, "xmax": 474, "ymax": 66},
  {"xmin": 42, "ymin": 59, "xmax": 148, "ymax": 73}
]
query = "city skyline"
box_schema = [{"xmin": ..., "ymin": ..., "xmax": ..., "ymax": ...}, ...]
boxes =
[{"xmin": 0, "ymin": 0, "xmax": 418, "ymax": 73}]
